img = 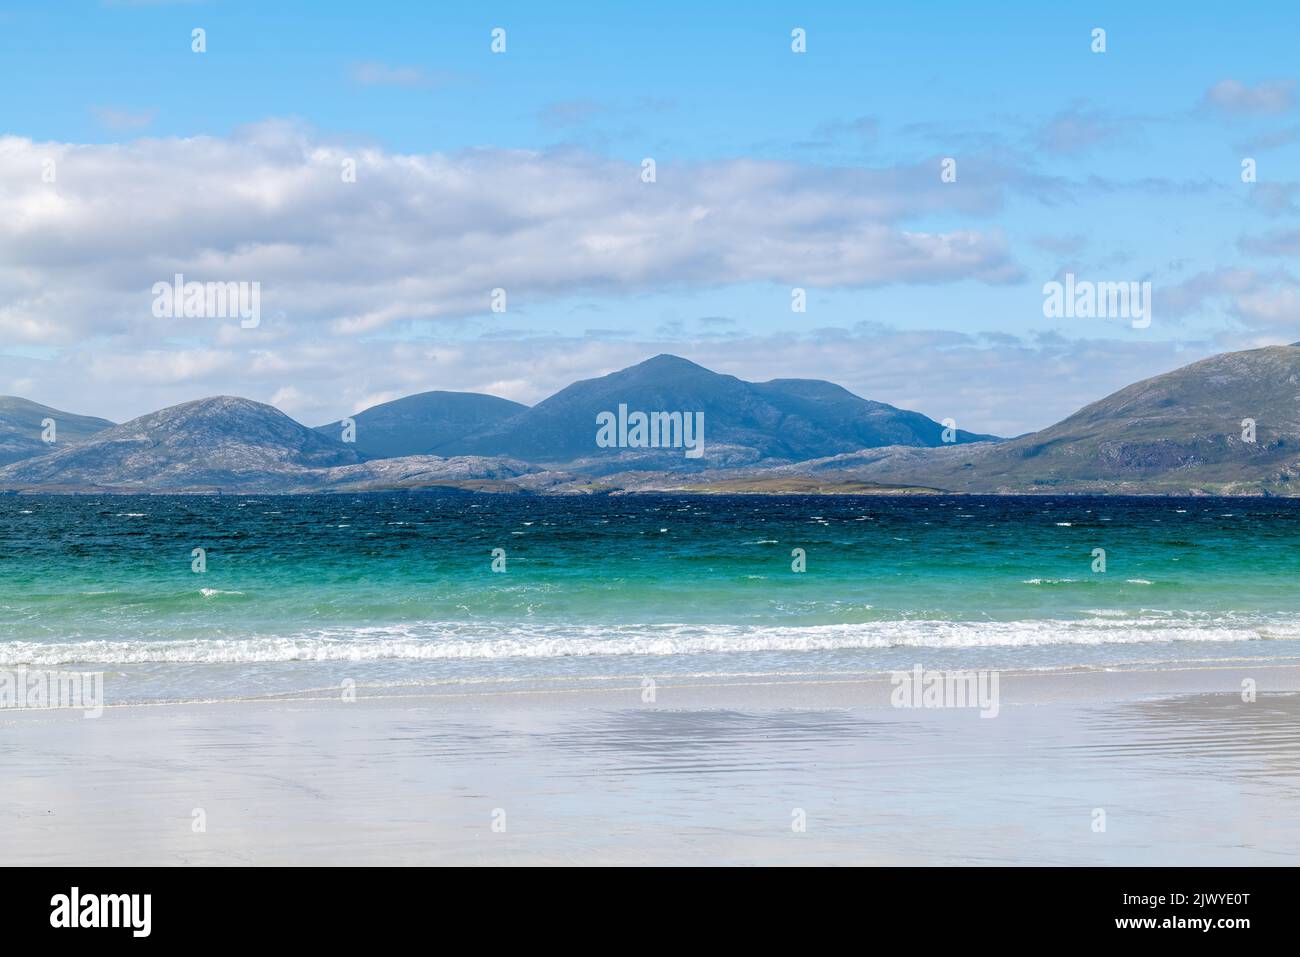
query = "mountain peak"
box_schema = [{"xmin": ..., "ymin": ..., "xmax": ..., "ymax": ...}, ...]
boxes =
[
  {"xmin": 0, "ymin": 394, "xmax": 363, "ymax": 491},
  {"xmin": 635, "ymin": 354, "xmax": 707, "ymax": 371},
  {"xmin": 170, "ymin": 395, "xmax": 273, "ymax": 412},
  {"xmin": 439, "ymin": 355, "xmax": 996, "ymax": 468},
  {"xmin": 612, "ymin": 354, "xmax": 721, "ymax": 384}
]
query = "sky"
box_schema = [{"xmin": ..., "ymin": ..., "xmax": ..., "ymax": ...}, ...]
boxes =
[{"xmin": 1, "ymin": 0, "xmax": 1298, "ymax": 435}]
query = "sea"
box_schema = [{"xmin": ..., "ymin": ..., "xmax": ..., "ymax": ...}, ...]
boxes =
[{"xmin": 3, "ymin": 492, "xmax": 1300, "ymax": 705}]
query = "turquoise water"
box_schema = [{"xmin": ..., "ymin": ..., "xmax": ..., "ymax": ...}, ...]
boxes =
[{"xmin": 3, "ymin": 493, "xmax": 1300, "ymax": 701}]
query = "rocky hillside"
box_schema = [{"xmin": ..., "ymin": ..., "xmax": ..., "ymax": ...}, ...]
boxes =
[{"xmin": 0, "ymin": 396, "xmax": 115, "ymax": 466}]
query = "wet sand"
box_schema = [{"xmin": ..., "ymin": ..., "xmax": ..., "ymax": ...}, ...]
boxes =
[{"xmin": 3, "ymin": 664, "xmax": 1299, "ymax": 865}]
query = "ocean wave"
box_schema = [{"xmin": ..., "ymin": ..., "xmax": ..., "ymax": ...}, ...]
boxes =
[{"xmin": 2, "ymin": 616, "xmax": 1297, "ymax": 666}]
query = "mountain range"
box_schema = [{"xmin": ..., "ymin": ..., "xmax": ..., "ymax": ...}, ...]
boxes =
[
  {"xmin": 0, "ymin": 396, "xmax": 534, "ymax": 493},
  {"xmin": 0, "ymin": 396, "xmax": 115, "ymax": 467},
  {"xmin": 2, "ymin": 347, "xmax": 1298, "ymax": 495},
  {"xmin": 733, "ymin": 344, "xmax": 1300, "ymax": 496}
]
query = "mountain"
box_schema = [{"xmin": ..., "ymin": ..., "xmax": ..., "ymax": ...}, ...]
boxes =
[
  {"xmin": 0, "ymin": 396, "xmax": 115, "ymax": 466},
  {"xmin": 313, "ymin": 391, "xmax": 528, "ymax": 459},
  {"xmin": 438, "ymin": 355, "xmax": 998, "ymax": 470},
  {"xmin": 0, "ymin": 396, "xmax": 366, "ymax": 492},
  {"xmin": 689, "ymin": 345, "xmax": 1300, "ymax": 495},
  {"xmin": 974, "ymin": 344, "xmax": 1300, "ymax": 490},
  {"xmin": 11, "ymin": 346, "xmax": 1297, "ymax": 496}
]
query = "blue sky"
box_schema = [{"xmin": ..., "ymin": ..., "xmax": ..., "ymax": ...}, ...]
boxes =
[{"xmin": 1, "ymin": 1, "xmax": 1297, "ymax": 433}]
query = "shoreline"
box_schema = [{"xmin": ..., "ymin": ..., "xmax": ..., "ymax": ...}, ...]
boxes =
[
  {"xmin": 5, "ymin": 487, "xmax": 1300, "ymax": 496},
  {"xmin": 8, "ymin": 657, "xmax": 1300, "ymax": 711},
  {"xmin": 4, "ymin": 663, "xmax": 1298, "ymax": 865}
]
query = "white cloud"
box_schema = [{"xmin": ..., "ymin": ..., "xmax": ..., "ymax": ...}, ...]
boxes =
[
  {"xmin": 0, "ymin": 121, "xmax": 1021, "ymax": 350},
  {"xmin": 1035, "ymin": 105, "xmax": 1126, "ymax": 155},
  {"xmin": 349, "ymin": 62, "xmax": 434, "ymax": 87},
  {"xmin": 1161, "ymin": 267, "xmax": 1300, "ymax": 330},
  {"xmin": 537, "ymin": 100, "xmax": 607, "ymax": 129},
  {"xmin": 1239, "ymin": 229, "xmax": 1300, "ymax": 256},
  {"xmin": 91, "ymin": 106, "xmax": 156, "ymax": 131},
  {"xmin": 8, "ymin": 121, "xmax": 1206, "ymax": 436},
  {"xmin": 1202, "ymin": 79, "xmax": 1297, "ymax": 116},
  {"xmin": 1235, "ymin": 287, "xmax": 1300, "ymax": 327}
]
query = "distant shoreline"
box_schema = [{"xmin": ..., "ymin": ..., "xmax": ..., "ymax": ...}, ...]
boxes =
[
  {"xmin": 9, "ymin": 347, "xmax": 1300, "ymax": 499},
  {"xmin": 3, "ymin": 484, "xmax": 1299, "ymax": 498}
]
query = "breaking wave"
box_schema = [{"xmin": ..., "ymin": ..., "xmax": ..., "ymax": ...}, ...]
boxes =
[{"xmin": 2, "ymin": 615, "xmax": 1296, "ymax": 666}]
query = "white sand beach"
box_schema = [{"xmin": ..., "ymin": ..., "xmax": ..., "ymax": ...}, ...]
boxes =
[{"xmin": 3, "ymin": 663, "xmax": 1299, "ymax": 866}]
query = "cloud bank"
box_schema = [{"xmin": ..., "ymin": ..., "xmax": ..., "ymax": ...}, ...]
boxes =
[{"xmin": 0, "ymin": 120, "xmax": 1020, "ymax": 348}]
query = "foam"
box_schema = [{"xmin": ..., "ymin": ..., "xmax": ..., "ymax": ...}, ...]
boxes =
[{"xmin": 1, "ymin": 615, "xmax": 1294, "ymax": 666}]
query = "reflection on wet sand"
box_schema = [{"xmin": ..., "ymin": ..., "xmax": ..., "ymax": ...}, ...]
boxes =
[
  {"xmin": 1081, "ymin": 693, "xmax": 1300, "ymax": 782},
  {"xmin": 545, "ymin": 709, "xmax": 912, "ymax": 776},
  {"xmin": 3, "ymin": 672, "xmax": 1299, "ymax": 864}
]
